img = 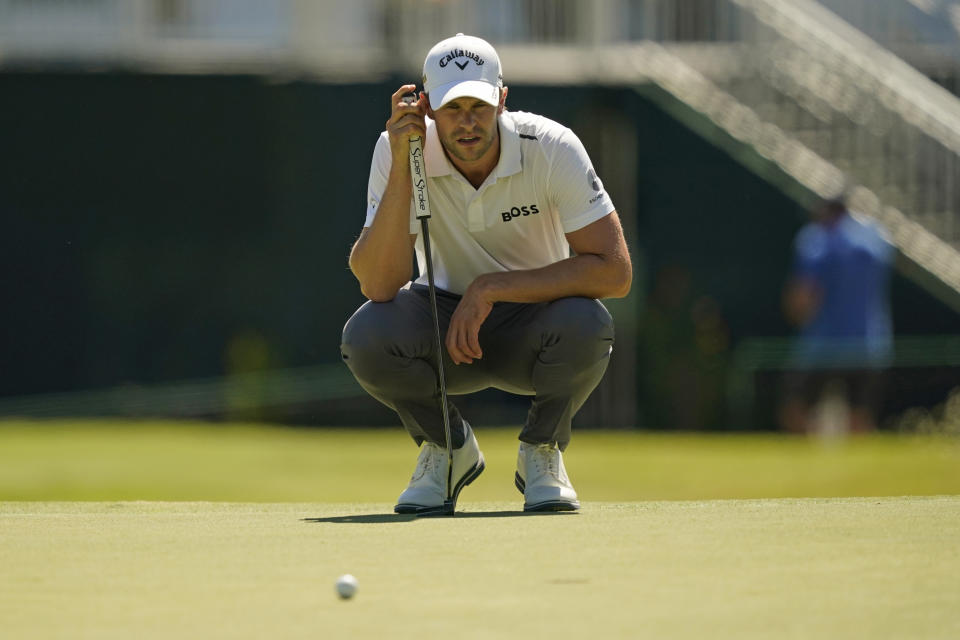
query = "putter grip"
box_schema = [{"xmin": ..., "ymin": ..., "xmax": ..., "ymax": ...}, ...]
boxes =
[{"xmin": 408, "ymin": 136, "xmax": 431, "ymax": 220}]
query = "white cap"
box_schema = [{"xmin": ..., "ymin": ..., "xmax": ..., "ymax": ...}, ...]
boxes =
[{"xmin": 422, "ymin": 33, "xmax": 502, "ymax": 110}]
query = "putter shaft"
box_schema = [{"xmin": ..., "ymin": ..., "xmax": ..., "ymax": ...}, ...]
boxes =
[{"xmin": 407, "ymin": 128, "xmax": 455, "ymax": 512}]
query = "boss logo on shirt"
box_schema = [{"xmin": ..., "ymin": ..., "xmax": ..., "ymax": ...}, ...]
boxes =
[{"xmin": 500, "ymin": 203, "xmax": 540, "ymax": 222}]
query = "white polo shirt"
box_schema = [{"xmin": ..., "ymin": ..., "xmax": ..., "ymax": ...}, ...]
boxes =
[{"xmin": 364, "ymin": 110, "xmax": 616, "ymax": 294}]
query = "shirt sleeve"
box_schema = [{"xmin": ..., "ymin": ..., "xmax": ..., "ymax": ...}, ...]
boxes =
[
  {"xmin": 364, "ymin": 133, "xmax": 419, "ymax": 234},
  {"xmin": 547, "ymin": 129, "xmax": 616, "ymax": 233}
]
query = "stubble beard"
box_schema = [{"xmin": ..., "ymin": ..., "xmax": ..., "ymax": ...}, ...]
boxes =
[{"xmin": 442, "ymin": 126, "xmax": 497, "ymax": 164}]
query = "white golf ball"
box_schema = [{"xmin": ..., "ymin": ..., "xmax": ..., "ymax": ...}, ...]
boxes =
[{"xmin": 335, "ymin": 574, "xmax": 358, "ymax": 599}]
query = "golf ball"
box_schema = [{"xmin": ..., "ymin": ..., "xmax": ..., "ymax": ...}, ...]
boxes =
[{"xmin": 336, "ymin": 574, "xmax": 358, "ymax": 599}]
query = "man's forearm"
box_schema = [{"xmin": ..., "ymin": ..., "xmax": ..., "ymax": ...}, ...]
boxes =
[
  {"xmin": 443, "ymin": 251, "xmax": 631, "ymax": 364},
  {"xmin": 468, "ymin": 252, "xmax": 632, "ymax": 305},
  {"xmin": 349, "ymin": 165, "xmax": 416, "ymax": 302}
]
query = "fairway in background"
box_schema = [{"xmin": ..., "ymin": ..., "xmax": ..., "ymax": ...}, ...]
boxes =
[{"xmin": 0, "ymin": 419, "xmax": 958, "ymax": 502}]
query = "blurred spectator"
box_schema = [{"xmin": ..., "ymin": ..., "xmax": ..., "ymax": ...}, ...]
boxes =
[{"xmin": 779, "ymin": 194, "xmax": 894, "ymax": 434}]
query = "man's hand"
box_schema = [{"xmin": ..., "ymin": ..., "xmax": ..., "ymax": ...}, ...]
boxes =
[
  {"xmin": 783, "ymin": 278, "xmax": 822, "ymax": 327},
  {"xmin": 348, "ymin": 84, "xmax": 426, "ymax": 302},
  {"xmin": 446, "ymin": 280, "xmax": 495, "ymax": 365},
  {"xmin": 386, "ymin": 84, "xmax": 427, "ymax": 164}
]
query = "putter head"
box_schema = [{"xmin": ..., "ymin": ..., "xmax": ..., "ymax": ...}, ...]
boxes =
[{"xmin": 442, "ymin": 499, "xmax": 456, "ymax": 516}]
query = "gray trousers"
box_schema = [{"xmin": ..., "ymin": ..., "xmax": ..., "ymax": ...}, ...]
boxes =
[{"xmin": 340, "ymin": 284, "xmax": 614, "ymax": 451}]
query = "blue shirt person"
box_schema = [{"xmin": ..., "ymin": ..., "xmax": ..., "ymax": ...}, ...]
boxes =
[{"xmin": 780, "ymin": 195, "xmax": 894, "ymax": 433}]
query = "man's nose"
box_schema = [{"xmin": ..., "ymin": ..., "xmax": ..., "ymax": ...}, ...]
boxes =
[{"xmin": 459, "ymin": 110, "xmax": 477, "ymax": 128}]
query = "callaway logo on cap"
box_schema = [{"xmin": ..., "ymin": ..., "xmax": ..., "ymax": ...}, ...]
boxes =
[{"xmin": 423, "ymin": 33, "xmax": 503, "ymax": 110}]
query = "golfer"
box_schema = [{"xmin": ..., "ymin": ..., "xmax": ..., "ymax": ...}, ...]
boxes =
[{"xmin": 341, "ymin": 34, "xmax": 632, "ymax": 514}]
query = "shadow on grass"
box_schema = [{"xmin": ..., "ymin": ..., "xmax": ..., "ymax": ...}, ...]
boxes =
[
  {"xmin": 302, "ymin": 510, "xmax": 576, "ymax": 524},
  {"xmin": 302, "ymin": 514, "xmax": 417, "ymax": 524}
]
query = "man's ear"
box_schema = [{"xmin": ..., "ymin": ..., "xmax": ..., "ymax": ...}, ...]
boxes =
[
  {"xmin": 498, "ymin": 86, "xmax": 509, "ymax": 114},
  {"xmin": 421, "ymin": 91, "xmax": 434, "ymax": 118}
]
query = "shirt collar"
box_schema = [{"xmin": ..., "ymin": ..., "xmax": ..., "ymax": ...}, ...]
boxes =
[
  {"xmin": 495, "ymin": 111, "xmax": 523, "ymax": 179},
  {"xmin": 424, "ymin": 111, "xmax": 523, "ymax": 180}
]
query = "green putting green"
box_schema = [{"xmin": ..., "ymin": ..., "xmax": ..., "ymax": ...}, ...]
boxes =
[{"xmin": 2, "ymin": 499, "xmax": 958, "ymax": 639}]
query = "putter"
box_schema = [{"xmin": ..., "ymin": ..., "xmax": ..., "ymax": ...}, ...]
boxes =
[{"xmin": 404, "ymin": 95, "xmax": 455, "ymax": 516}]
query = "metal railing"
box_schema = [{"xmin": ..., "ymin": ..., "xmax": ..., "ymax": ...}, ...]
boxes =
[
  {"xmin": 815, "ymin": 0, "xmax": 960, "ymax": 64},
  {"xmin": 720, "ymin": 0, "xmax": 960, "ymax": 246},
  {"xmin": 683, "ymin": 0, "xmax": 960, "ymax": 299}
]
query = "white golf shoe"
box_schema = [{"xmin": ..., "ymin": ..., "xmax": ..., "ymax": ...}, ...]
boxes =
[
  {"xmin": 394, "ymin": 422, "xmax": 485, "ymax": 515},
  {"xmin": 514, "ymin": 442, "xmax": 580, "ymax": 512}
]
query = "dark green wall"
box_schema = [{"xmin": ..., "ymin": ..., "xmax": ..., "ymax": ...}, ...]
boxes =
[
  {"xmin": 3, "ymin": 74, "xmax": 381, "ymax": 396},
  {"xmin": 1, "ymin": 73, "xmax": 956, "ymax": 427}
]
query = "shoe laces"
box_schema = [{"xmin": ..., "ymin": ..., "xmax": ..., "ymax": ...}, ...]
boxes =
[
  {"xmin": 410, "ymin": 443, "xmax": 445, "ymax": 482},
  {"xmin": 529, "ymin": 443, "xmax": 561, "ymax": 480}
]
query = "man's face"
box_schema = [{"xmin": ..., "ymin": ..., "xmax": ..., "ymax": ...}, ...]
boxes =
[{"xmin": 429, "ymin": 94, "xmax": 502, "ymax": 165}]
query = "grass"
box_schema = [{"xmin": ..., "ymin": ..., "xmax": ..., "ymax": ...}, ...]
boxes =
[
  {"xmin": 0, "ymin": 419, "xmax": 959, "ymax": 501},
  {"xmin": 2, "ymin": 499, "xmax": 959, "ymax": 639},
  {"xmin": 1, "ymin": 420, "xmax": 958, "ymax": 638}
]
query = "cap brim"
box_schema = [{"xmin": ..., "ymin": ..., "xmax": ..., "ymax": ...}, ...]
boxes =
[{"xmin": 428, "ymin": 80, "xmax": 499, "ymax": 110}]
